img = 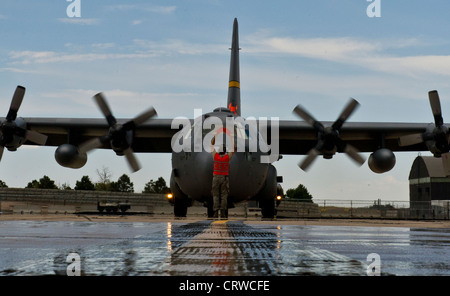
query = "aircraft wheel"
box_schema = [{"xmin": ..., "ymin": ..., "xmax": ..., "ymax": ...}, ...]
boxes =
[
  {"xmin": 260, "ymin": 199, "xmax": 275, "ymax": 219},
  {"xmin": 174, "ymin": 199, "xmax": 188, "ymax": 217}
]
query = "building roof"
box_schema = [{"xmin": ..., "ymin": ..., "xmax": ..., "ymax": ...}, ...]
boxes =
[{"xmin": 409, "ymin": 156, "xmax": 447, "ymax": 180}]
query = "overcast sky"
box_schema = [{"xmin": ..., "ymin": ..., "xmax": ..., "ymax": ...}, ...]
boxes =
[{"xmin": 1, "ymin": 0, "xmax": 450, "ymax": 202}]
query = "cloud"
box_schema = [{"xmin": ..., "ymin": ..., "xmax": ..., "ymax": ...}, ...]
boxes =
[
  {"xmin": 365, "ymin": 55, "xmax": 450, "ymax": 77},
  {"xmin": 132, "ymin": 39, "xmax": 226, "ymax": 56},
  {"xmin": 8, "ymin": 50, "xmax": 150, "ymax": 64},
  {"xmin": 106, "ymin": 4, "xmax": 176, "ymax": 14},
  {"xmin": 247, "ymin": 35, "xmax": 450, "ymax": 77},
  {"xmin": 57, "ymin": 18, "xmax": 100, "ymax": 25},
  {"xmin": 8, "ymin": 39, "xmax": 227, "ymax": 65},
  {"xmin": 0, "ymin": 67, "xmax": 38, "ymax": 74},
  {"xmin": 145, "ymin": 5, "xmax": 176, "ymax": 14},
  {"xmin": 39, "ymin": 88, "xmax": 206, "ymax": 117},
  {"xmin": 250, "ymin": 37, "xmax": 380, "ymax": 61},
  {"xmin": 91, "ymin": 43, "xmax": 116, "ymax": 50}
]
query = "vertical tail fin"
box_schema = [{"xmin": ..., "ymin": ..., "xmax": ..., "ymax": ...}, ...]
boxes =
[{"xmin": 227, "ymin": 18, "xmax": 241, "ymax": 116}]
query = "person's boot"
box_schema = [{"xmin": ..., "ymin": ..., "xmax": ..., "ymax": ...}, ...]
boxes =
[
  {"xmin": 213, "ymin": 210, "xmax": 219, "ymax": 219},
  {"xmin": 220, "ymin": 210, "xmax": 228, "ymax": 219}
]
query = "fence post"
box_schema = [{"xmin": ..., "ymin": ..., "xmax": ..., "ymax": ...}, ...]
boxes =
[
  {"xmin": 447, "ymin": 202, "xmax": 449, "ymax": 220},
  {"xmin": 350, "ymin": 200, "xmax": 353, "ymax": 218}
]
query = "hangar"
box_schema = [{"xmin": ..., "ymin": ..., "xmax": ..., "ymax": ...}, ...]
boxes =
[{"xmin": 409, "ymin": 156, "xmax": 450, "ymax": 218}]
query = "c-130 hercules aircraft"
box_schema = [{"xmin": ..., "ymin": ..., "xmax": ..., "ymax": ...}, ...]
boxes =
[{"xmin": 0, "ymin": 18, "xmax": 449, "ymax": 218}]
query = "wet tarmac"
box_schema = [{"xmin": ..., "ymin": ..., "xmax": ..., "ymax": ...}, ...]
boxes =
[{"xmin": 1, "ymin": 218, "xmax": 450, "ymax": 276}]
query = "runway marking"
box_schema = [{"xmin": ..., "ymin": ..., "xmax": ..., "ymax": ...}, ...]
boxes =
[{"xmin": 165, "ymin": 220, "xmax": 247, "ymax": 275}]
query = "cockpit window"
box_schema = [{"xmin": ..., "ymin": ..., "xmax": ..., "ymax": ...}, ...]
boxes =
[{"xmin": 234, "ymin": 121, "xmax": 248, "ymax": 140}]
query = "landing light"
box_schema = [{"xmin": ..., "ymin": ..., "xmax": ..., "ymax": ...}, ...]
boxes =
[
  {"xmin": 167, "ymin": 193, "xmax": 173, "ymax": 200},
  {"xmin": 276, "ymin": 195, "xmax": 282, "ymax": 201}
]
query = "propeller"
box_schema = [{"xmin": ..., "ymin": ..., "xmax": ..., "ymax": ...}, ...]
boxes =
[
  {"xmin": 293, "ymin": 98, "xmax": 366, "ymax": 171},
  {"xmin": 0, "ymin": 86, "xmax": 48, "ymax": 161},
  {"xmin": 398, "ymin": 90, "xmax": 450, "ymax": 174},
  {"xmin": 78, "ymin": 93, "xmax": 157, "ymax": 172}
]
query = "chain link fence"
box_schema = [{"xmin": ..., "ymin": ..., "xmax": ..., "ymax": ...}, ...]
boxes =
[
  {"xmin": 276, "ymin": 199, "xmax": 450, "ymax": 220},
  {"xmin": 2, "ymin": 188, "xmax": 450, "ymax": 220}
]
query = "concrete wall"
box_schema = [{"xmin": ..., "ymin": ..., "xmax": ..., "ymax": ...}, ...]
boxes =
[
  {"xmin": 3, "ymin": 188, "xmax": 445, "ymax": 219},
  {"xmin": 0, "ymin": 188, "xmax": 170, "ymax": 214},
  {"xmin": 0, "ymin": 188, "xmax": 249, "ymax": 216}
]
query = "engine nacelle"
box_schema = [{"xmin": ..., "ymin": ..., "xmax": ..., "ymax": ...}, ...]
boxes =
[
  {"xmin": 368, "ymin": 148, "xmax": 396, "ymax": 174},
  {"xmin": 2, "ymin": 118, "xmax": 27, "ymax": 151},
  {"xmin": 55, "ymin": 144, "xmax": 87, "ymax": 169},
  {"xmin": 423, "ymin": 123, "xmax": 448, "ymax": 157}
]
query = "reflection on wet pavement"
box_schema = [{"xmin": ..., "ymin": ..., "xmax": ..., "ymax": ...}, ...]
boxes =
[{"xmin": 1, "ymin": 219, "xmax": 450, "ymax": 275}]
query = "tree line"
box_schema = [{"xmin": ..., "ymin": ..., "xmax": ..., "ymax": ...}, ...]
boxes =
[
  {"xmin": 0, "ymin": 167, "xmax": 170, "ymax": 194},
  {"xmin": 0, "ymin": 166, "xmax": 313, "ymax": 200}
]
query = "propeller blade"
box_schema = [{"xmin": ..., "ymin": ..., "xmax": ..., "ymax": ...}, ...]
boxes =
[
  {"xmin": 25, "ymin": 130, "xmax": 48, "ymax": 145},
  {"xmin": 429, "ymin": 90, "xmax": 443, "ymax": 127},
  {"xmin": 94, "ymin": 93, "xmax": 117, "ymax": 127},
  {"xmin": 6, "ymin": 86, "xmax": 25, "ymax": 121},
  {"xmin": 299, "ymin": 148, "xmax": 319, "ymax": 171},
  {"xmin": 441, "ymin": 152, "xmax": 450, "ymax": 176},
  {"xmin": 332, "ymin": 98, "xmax": 359, "ymax": 130},
  {"xmin": 0, "ymin": 146, "xmax": 3, "ymax": 162},
  {"xmin": 343, "ymin": 144, "xmax": 366, "ymax": 166},
  {"xmin": 78, "ymin": 137, "xmax": 104, "ymax": 154},
  {"xmin": 133, "ymin": 107, "xmax": 157, "ymax": 125},
  {"xmin": 294, "ymin": 99, "xmax": 363, "ymax": 171},
  {"xmin": 334, "ymin": 136, "xmax": 365, "ymax": 166},
  {"xmin": 123, "ymin": 147, "xmax": 141, "ymax": 172},
  {"xmin": 293, "ymin": 105, "xmax": 324, "ymax": 132},
  {"xmin": 86, "ymin": 92, "xmax": 157, "ymax": 172},
  {"xmin": 398, "ymin": 133, "xmax": 424, "ymax": 146},
  {"xmin": 123, "ymin": 107, "xmax": 157, "ymax": 130}
]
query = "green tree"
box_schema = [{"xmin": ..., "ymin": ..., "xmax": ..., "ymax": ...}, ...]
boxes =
[
  {"xmin": 39, "ymin": 176, "xmax": 58, "ymax": 189},
  {"xmin": 26, "ymin": 180, "xmax": 40, "ymax": 188},
  {"xmin": 110, "ymin": 174, "xmax": 134, "ymax": 193},
  {"xmin": 26, "ymin": 175, "xmax": 58, "ymax": 189},
  {"xmin": 143, "ymin": 177, "xmax": 170, "ymax": 194},
  {"xmin": 0, "ymin": 180, "xmax": 8, "ymax": 188},
  {"xmin": 286, "ymin": 184, "xmax": 313, "ymax": 201},
  {"xmin": 75, "ymin": 176, "xmax": 95, "ymax": 191}
]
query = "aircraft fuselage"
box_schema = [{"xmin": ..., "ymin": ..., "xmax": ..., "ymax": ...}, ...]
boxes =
[{"xmin": 171, "ymin": 110, "xmax": 270, "ymax": 205}]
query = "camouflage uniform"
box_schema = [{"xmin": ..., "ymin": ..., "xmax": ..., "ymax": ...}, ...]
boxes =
[
  {"xmin": 211, "ymin": 148, "xmax": 233, "ymax": 218},
  {"xmin": 212, "ymin": 175, "xmax": 229, "ymax": 213}
]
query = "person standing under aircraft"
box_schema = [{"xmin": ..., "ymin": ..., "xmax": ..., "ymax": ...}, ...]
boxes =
[{"xmin": 211, "ymin": 130, "xmax": 235, "ymax": 219}]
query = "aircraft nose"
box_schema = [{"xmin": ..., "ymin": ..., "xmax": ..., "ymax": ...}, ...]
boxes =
[
  {"xmin": 194, "ymin": 151, "xmax": 214, "ymax": 176},
  {"xmin": 189, "ymin": 151, "xmax": 214, "ymax": 196}
]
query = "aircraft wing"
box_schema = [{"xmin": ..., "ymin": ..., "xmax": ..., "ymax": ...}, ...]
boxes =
[
  {"xmin": 13, "ymin": 117, "xmax": 179, "ymax": 153},
  {"xmin": 275, "ymin": 120, "xmax": 430, "ymax": 155},
  {"xmin": 273, "ymin": 119, "xmax": 450, "ymax": 173},
  {"xmin": 0, "ymin": 115, "xmax": 440, "ymax": 174},
  {"xmin": 17, "ymin": 117, "xmax": 431, "ymax": 154}
]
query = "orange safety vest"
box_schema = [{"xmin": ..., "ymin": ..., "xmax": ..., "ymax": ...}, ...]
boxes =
[{"xmin": 213, "ymin": 153, "xmax": 230, "ymax": 175}]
